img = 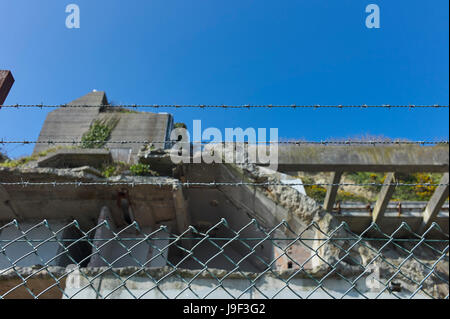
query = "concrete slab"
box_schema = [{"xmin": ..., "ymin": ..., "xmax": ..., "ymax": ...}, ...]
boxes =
[
  {"xmin": 253, "ymin": 144, "xmax": 450, "ymax": 173},
  {"xmin": 100, "ymin": 111, "xmax": 173, "ymax": 163},
  {"xmin": 37, "ymin": 149, "xmax": 112, "ymax": 169},
  {"xmin": 0, "ymin": 167, "xmax": 178, "ymax": 230},
  {"xmin": 62, "ymin": 266, "xmax": 434, "ymax": 299}
]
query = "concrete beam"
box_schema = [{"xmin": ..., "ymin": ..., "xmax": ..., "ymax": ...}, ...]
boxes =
[
  {"xmin": 255, "ymin": 145, "xmax": 449, "ymax": 173},
  {"xmin": 422, "ymin": 173, "xmax": 449, "ymax": 231},
  {"xmin": 323, "ymin": 171, "xmax": 342, "ymax": 212},
  {"xmin": 172, "ymin": 187, "xmax": 190, "ymax": 234},
  {"xmin": 0, "ymin": 185, "xmax": 20, "ymax": 220},
  {"xmin": 372, "ymin": 173, "xmax": 397, "ymax": 224},
  {"xmin": 0, "ymin": 70, "xmax": 14, "ymax": 105}
]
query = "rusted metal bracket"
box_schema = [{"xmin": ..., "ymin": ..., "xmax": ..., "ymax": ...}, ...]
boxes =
[{"xmin": 0, "ymin": 70, "xmax": 14, "ymax": 106}]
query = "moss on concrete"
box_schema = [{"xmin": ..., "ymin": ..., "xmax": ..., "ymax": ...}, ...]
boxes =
[{"xmin": 0, "ymin": 146, "xmax": 77, "ymax": 168}]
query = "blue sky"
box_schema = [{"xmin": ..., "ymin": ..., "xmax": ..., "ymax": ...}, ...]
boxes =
[{"xmin": 0, "ymin": 0, "xmax": 448, "ymax": 158}]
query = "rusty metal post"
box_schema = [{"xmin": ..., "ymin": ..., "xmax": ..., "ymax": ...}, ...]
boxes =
[{"xmin": 0, "ymin": 70, "xmax": 14, "ymax": 105}]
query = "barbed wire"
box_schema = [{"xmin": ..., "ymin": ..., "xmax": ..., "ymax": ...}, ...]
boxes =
[
  {"xmin": 0, "ymin": 104, "xmax": 449, "ymax": 109},
  {"xmin": 0, "ymin": 139, "xmax": 448, "ymax": 146},
  {"xmin": 0, "ymin": 181, "xmax": 448, "ymax": 187}
]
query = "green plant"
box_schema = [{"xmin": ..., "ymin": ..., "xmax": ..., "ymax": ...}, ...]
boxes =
[
  {"xmin": 392, "ymin": 172, "xmax": 445, "ymax": 201},
  {"xmin": 174, "ymin": 122, "xmax": 187, "ymax": 129},
  {"xmin": 130, "ymin": 163, "xmax": 154, "ymax": 176},
  {"xmin": 302, "ymin": 177, "xmax": 327, "ymax": 202},
  {"xmin": 336, "ymin": 191, "xmax": 371, "ymax": 203},
  {"xmin": 0, "ymin": 146, "xmax": 75, "ymax": 168},
  {"xmin": 81, "ymin": 117, "xmax": 119, "ymax": 149},
  {"xmin": 102, "ymin": 166, "xmax": 117, "ymax": 178},
  {"xmin": 346, "ymin": 172, "xmax": 385, "ymax": 193},
  {"xmin": 101, "ymin": 162, "xmax": 129, "ymax": 178},
  {"xmin": 346, "ymin": 171, "xmax": 446, "ymax": 202}
]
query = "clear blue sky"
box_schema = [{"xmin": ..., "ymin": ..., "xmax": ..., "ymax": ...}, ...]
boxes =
[{"xmin": 0, "ymin": 0, "xmax": 448, "ymax": 158}]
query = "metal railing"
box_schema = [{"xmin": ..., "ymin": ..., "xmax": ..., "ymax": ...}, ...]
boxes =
[{"xmin": 0, "ymin": 218, "xmax": 448, "ymax": 299}]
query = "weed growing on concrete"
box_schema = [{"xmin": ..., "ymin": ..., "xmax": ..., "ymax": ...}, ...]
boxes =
[{"xmin": 81, "ymin": 117, "xmax": 119, "ymax": 149}]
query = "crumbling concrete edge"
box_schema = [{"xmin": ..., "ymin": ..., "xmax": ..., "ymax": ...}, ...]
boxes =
[{"xmin": 0, "ymin": 264, "xmax": 363, "ymax": 282}]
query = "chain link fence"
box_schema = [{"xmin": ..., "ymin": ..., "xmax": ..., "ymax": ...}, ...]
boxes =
[{"xmin": 0, "ymin": 218, "xmax": 448, "ymax": 299}]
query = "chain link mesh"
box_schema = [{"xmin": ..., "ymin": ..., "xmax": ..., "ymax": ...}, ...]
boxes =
[{"xmin": 0, "ymin": 218, "xmax": 448, "ymax": 299}]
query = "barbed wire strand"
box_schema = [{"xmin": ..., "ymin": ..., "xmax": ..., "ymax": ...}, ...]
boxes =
[
  {"xmin": 0, "ymin": 104, "xmax": 449, "ymax": 109},
  {"xmin": 0, "ymin": 140, "xmax": 448, "ymax": 146},
  {"xmin": 0, "ymin": 181, "xmax": 448, "ymax": 187}
]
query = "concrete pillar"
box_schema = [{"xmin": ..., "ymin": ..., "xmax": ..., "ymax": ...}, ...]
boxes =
[
  {"xmin": 87, "ymin": 206, "xmax": 117, "ymax": 267},
  {"xmin": 148, "ymin": 223, "xmax": 172, "ymax": 268},
  {"xmin": 422, "ymin": 173, "xmax": 449, "ymax": 231},
  {"xmin": 323, "ymin": 171, "xmax": 343, "ymax": 212},
  {"xmin": 172, "ymin": 187, "xmax": 190, "ymax": 234},
  {"xmin": 0, "ymin": 185, "xmax": 19, "ymax": 220},
  {"xmin": 172, "ymin": 187, "xmax": 192, "ymax": 250},
  {"xmin": 88, "ymin": 206, "xmax": 172, "ymax": 268},
  {"xmin": 372, "ymin": 172, "xmax": 397, "ymax": 224}
]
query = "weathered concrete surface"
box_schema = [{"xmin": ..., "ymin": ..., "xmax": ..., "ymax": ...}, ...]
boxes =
[
  {"xmin": 37, "ymin": 149, "xmax": 112, "ymax": 169},
  {"xmin": 0, "ymin": 166, "xmax": 179, "ymax": 230},
  {"xmin": 0, "ymin": 153, "xmax": 447, "ymax": 296},
  {"xmin": 252, "ymin": 144, "xmax": 449, "ymax": 173},
  {"xmin": 323, "ymin": 171, "xmax": 343, "ymax": 212},
  {"xmin": 1, "ymin": 245, "xmax": 447, "ymax": 299},
  {"xmin": 139, "ymin": 147, "xmax": 176, "ymax": 175},
  {"xmin": 5, "ymin": 264, "xmax": 440, "ymax": 299},
  {"xmin": 372, "ymin": 172, "xmax": 397, "ymax": 223},
  {"xmin": 34, "ymin": 91, "xmax": 174, "ymax": 162},
  {"xmin": 219, "ymin": 163, "xmax": 449, "ymax": 288},
  {"xmin": 422, "ymin": 173, "xmax": 450, "ymax": 231},
  {"xmin": 331, "ymin": 202, "xmax": 449, "ymax": 235},
  {"xmin": 33, "ymin": 91, "xmax": 106, "ymax": 154},
  {"xmin": 99, "ymin": 111, "xmax": 173, "ymax": 163},
  {"xmin": 61, "ymin": 265, "xmax": 445, "ymax": 299},
  {"xmin": 87, "ymin": 207, "xmax": 170, "ymax": 268}
]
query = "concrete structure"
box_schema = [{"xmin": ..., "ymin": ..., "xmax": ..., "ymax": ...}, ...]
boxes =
[
  {"xmin": 37, "ymin": 149, "xmax": 112, "ymax": 169},
  {"xmin": 62, "ymin": 267, "xmax": 431, "ymax": 299},
  {"xmin": 0, "ymin": 265, "xmax": 438, "ymax": 299},
  {"xmin": 34, "ymin": 91, "xmax": 106, "ymax": 155},
  {"xmin": 262, "ymin": 144, "xmax": 449, "ymax": 173},
  {"xmin": 0, "ymin": 221, "xmax": 88, "ymax": 269},
  {"xmin": 34, "ymin": 91, "xmax": 174, "ymax": 163},
  {"xmin": 87, "ymin": 207, "xmax": 170, "ymax": 268},
  {"xmin": 0, "ymin": 90, "xmax": 448, "ymax": 299}
]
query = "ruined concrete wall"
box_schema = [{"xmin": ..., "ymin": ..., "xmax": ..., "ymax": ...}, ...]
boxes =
[
  {"xmin": 33, "ymin": 91, "xmax": 106, "ymax": 154},
  {"xmin": 33, "ymin": 92, "xmax": 174, "ymax": 163},
  {"xmin": 100, "ymin": 111, "xmax": 173, "ymax": 163}
]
